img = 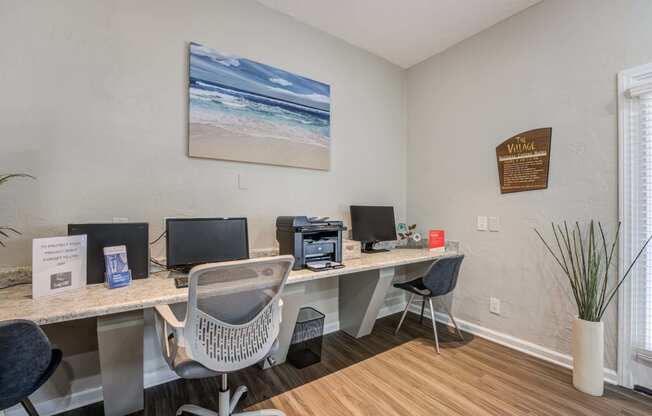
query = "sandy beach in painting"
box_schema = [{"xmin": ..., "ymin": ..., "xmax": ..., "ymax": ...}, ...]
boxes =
[
  {"xmin": 189, "ymin": 123, "xmax": 329, "ymax": 170},
  {"xmin": 188, "ymin": 43, "xmax": 331, "ymax": 170}
]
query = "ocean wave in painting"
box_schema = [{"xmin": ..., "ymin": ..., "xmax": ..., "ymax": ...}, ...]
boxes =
[{"xmin": 189, "ymin": 43, "xmax": 330, "ymax": 148}]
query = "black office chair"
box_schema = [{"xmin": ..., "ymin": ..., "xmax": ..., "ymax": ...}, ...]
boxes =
[
  {"xmin": 393, "ymin": 255, "xmax": 465, "ymax": 353},
  {"xmin": 0, "ymin": 320, "xmax": 62, "ymax": 416}
]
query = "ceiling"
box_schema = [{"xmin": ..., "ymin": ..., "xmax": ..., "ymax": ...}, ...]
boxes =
[{"xmin": 257, "ymin": 0, "xmax": 541, "ymax": 68}]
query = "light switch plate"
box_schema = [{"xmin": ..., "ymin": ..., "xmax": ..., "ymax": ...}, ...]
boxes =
[
  {"xmin": 477, "ymin": 216, "xmax": 488, "ymax": 231},
  {"xmin": 237, "ymin": 173, "xmax": 249, "ymax": 190},
  {"xmin": 489, "ymin": 216, "xmax": 500, "ymax": 232}
]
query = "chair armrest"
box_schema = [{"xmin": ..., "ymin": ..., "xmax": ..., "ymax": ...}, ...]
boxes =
[
  {"xmin": 154, "ymin": 304, "xmax": 184, "ymax": 329},
  {"xmin": 153, "ymin": 304, "xmax": 184, "ymax": 366}
]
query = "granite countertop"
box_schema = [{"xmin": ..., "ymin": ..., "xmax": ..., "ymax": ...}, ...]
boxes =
[{"xmin": 0, "ymin": 249, "xmax": 452, "ymax": 325}]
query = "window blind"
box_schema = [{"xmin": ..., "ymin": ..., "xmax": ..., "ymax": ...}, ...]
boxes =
[{"xmin": 626, "ymin": 89, "xmax": 652, "ymax": 354}]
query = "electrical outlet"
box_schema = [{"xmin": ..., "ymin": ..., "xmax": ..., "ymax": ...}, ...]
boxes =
[
  {"xmin": 490, "ymin": 297, "xmax": 501, "ymax": 315},
  {"xmin": 488, "ymin": 216, "xmax": 500, "ymax": 232},
  {"xmin": 477, "ymin": 216, "xmax": 488, "ymax": 231}
]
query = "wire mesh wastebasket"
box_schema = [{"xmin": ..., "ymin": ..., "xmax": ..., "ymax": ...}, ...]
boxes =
[{"xmin": 287, "ymin": 307, "xmax": 325, "ymax": 368}]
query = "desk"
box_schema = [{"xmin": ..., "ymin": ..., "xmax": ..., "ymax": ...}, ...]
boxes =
[{"xmin": 0, "ymin": 248, "xmax": 453, "ymax": 415}]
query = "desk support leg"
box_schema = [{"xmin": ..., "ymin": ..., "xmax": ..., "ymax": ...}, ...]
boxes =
[
  {"xmin": 97, "ymin": 310, "xmax": 144, "ymax": 416},
  {"xmin": 270, "ymin": 282, "xmax": 306, "ymax": 366},
  {"xmin": 339, "ymin": 267, "xmax": 395, "ymax": 338}
]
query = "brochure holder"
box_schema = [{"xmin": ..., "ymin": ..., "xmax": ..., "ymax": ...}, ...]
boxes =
[{"xmin": 104, "ymin": 245, "xmax": 133, "ymax": 289}]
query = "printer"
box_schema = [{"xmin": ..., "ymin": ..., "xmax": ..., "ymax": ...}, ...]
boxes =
[{"xmin": 276, "ymin": 216, "xmax": 346, "ymax": 270}]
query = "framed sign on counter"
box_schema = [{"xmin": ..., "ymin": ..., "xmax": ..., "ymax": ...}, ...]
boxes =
[
  {"xmin": 32, "ymin": 235, "xmax": 87, "ymax": 298},
  {"xmin": 496, "ymin": 128, "xmax": 552, "ymax": 194}
]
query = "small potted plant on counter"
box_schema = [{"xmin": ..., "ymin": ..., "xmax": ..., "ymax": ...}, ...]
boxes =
[
  {"xmin": 397, "ymin": 223, "xmax": 423, "ymax": 248},
  {"xmin": 535, "ymin": 221, "xmax": 652, "ymax": 396}
]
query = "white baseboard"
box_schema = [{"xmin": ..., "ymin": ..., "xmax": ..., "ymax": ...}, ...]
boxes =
[
  {"xmin": 13, "ymin": 299, "xmax": 619, "ymax": 416},
  {"xmin": 123, "ymin": 318, "xmax": 346, "ymax": 406},
  {"xmin": 407, "ymin": 303, "xmax": 619, "ymax": 385},
  {"xmin": 138, "ymin": 321, "xmax": 340, "ymax": 402},
  {"xmin": 324, "ymin": 320, "xmax": 340, "ymax": 335},
  {"xmin": 5, "ymin": 386, "xmax": 103, "ymax": 416},
  {"xmin": 13, "ymin": 318, "xmax": 346, "ymax": 416},
  {"xmin": 143, "ymin": 366, "xmax": 179, "ymax": 390},
  {"xmin": 7, "ymin": 366, "xmax": 186, "ymax": 416},
  {"xmin": 140, "ymin": 321, "xmax": 344, "ymax": 395},
  {"xmin": 378, "ymin": 300, "xmax": 409, "ymax": 319},
  {"xmin": 5, "ymin": 351, "xmax": 104, "ymax": 416}
]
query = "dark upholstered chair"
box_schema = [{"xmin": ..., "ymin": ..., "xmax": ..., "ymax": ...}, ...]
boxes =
[
  {"xmin": 0, "ymin": 320, "xmax": 62, "ymax": 416},
  {"xmin": 393, "ymin": 255, "xmax": 465, "ymax": 353}
]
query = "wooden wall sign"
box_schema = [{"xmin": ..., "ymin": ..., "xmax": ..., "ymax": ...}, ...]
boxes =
[{"xmin": 496, "ymin": 128, "xmax": 551, "ymax": 194}]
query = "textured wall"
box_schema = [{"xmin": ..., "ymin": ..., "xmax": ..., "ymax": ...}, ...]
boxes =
[
  {"xmin": 406, "ymin": 0, "xmax": 652, "ymax": 370},
  {"xmin": 0, "ymin": 1, "xmax": 407, "ymax": 411},
  {"xmin": 0, "ymin": 0, "xmax": 407, "ymax": 268}
]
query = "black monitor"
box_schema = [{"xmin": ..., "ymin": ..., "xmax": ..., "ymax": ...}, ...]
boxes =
[
  {"xmin": 350, "ymin": 206, "xmax": 397, "ymax": 253},
  {"xmin": 166, "ymin": 218, "xmax": 249, "ymax": 270},
  {"xmin": 68, "ymin": 223, "xmax": 150, "ymax": 284}
]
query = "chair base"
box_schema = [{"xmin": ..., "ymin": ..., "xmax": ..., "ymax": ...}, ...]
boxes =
[
  {"xmin": 394, "ymin": 295, "xmax": 464, "ymax": 354},
  {"xmin": 176, "ymin": 403, "xmax": 285, "ymax": 416},
  {"xmin": 176, "ymin": 376, "xmax": 285, "ymax": 416}
]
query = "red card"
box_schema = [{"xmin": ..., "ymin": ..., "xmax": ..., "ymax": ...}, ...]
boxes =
[{"xmin": 429, "ymin": 230, "xmax": 445, "ymax": 252}]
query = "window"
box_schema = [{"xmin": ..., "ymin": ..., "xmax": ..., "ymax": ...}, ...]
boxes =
[{"xmin": 618, "ymin": 62, "xmax": 652, "ymax": 389}]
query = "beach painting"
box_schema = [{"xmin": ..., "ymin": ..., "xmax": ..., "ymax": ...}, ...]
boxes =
[{"xmin": 188, "ymin": 42, "xmax": 331, "ymax": 170}]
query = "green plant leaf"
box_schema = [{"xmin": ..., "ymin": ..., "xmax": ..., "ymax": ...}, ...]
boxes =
[
  {"xmin": 536, "ymin": 221, "xmax": 651, "ymax": 322},
  {"xmin": 0, "ymin": 174, "xmax": 35, "ymax": 186}
]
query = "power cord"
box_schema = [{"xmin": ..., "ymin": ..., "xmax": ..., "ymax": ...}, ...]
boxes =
[
  {"xmin": 150, "ymin": 230, "xmax": 166, "ymax": 245},
  {"xmin": 150, "ymin": 257, "xmax": 187, "ymax": 274}
]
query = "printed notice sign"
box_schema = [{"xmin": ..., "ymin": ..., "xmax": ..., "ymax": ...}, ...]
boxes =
[
  {"xmin": 32, "ymin": 235, "xmax": 87, "ymax": 298},
  {"xmin": 429, "ymin": 230, "xmax": 445, "ymax": 253},
  {"xmin": 496, "ymin": 128, "xmax": 552, "ymax": 194}
]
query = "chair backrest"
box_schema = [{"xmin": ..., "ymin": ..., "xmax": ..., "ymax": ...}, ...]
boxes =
[
  {"xmin": 422, "ymin": 255, "xmax": 465, "ymax": 297},
  {"xmin": 184, "ymin": 255, "xmax": 294, "ymax": 372},
  {"xmin": 0, "ymin": 320, "xmax": 53, "ymax": 410}
]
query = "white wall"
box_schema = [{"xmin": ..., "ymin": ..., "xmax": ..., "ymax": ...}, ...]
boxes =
[
  {"xmin": 0, "ymin": 0, "xmax": 407, "ymax": 267},
  {"xmin": 0, "ymin": 1, "xmax": 407, "ymax": 413},
  {"xmin": 0, "ymin": 0, "xmax": 408, "ymax": 348},
  {"xmin": 6, "ymin": 0, "xmax": 652, "ymax": 413},
  {"xmin": 406, "ymin": 0, "xmax": 652, "ymax": 371}
]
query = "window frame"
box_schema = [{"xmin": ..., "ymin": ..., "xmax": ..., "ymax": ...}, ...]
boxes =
[{"xmin": 617, "ymin": 62, "xmax": 652, "ymax": 388}]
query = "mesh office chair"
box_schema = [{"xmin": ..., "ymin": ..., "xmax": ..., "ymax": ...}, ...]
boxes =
[
  {"xmin": 393, "ymin": 255, "xmax": 465, "ymax": 353},
  {"xmin": 154, "ymin": 255, "xmax": 294, "ymax": 416}
]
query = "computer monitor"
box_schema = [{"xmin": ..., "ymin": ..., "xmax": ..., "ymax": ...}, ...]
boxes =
[
  {"xmin": 68, "ymin": 223, "xmax": 150, "ymax": 284},
  {"xmin": 350, "ymin": 206, "xmax": 397, "ymax": 253},
  {"xmin": 166, "ymin": 217, "xmax": 249, "ymax": 270}
]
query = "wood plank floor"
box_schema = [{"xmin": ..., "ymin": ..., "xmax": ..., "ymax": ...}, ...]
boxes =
[{"xmin": 59, "ymin": 312, "xmax": 652, "ymax": 416}]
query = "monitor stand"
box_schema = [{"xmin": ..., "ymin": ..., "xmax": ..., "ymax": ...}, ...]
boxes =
[{"xmin": 361, "ymin": 241, "xmax": 389, "ymax": 254}]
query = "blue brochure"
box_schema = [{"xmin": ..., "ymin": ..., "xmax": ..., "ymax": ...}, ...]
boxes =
[
  {"xmin": 105, "ymin": 270, "xmax": 132, "ymax": 289},
  {"xmin": 103, "ymin": 245, "xmax": 132, "ymax": 289}
]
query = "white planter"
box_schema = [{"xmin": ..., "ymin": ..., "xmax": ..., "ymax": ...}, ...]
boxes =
[{"xmin": 572, "ymin": 318, "xmax": 604, "ymax": 396}]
